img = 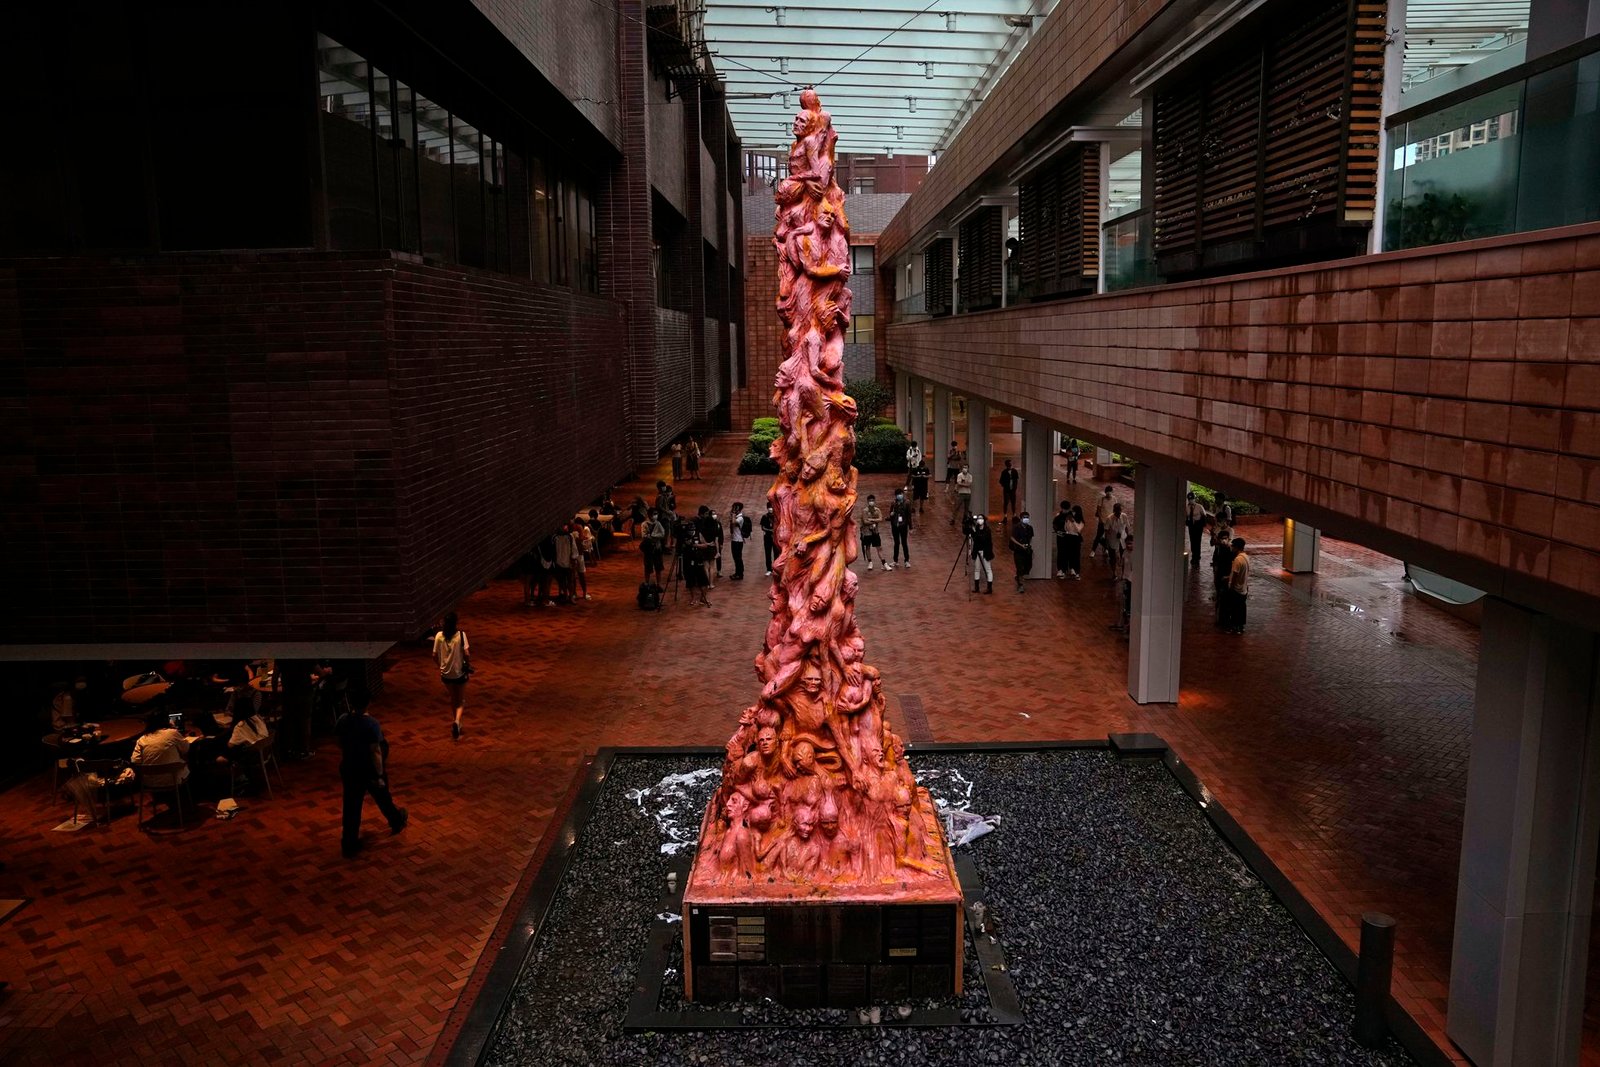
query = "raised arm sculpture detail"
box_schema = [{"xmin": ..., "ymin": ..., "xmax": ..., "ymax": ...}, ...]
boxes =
[{"xmin": 690, "ymin": 91, "xmax": 951, "ymax": 893}]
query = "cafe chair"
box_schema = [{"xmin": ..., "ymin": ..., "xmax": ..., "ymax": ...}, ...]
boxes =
[
  {"xmin": 134, "ymin": 764, "xmax": 192, "ymax": 830},
  {"xmin": 230, "ymin": 735, "xmax": 281, "ymax": 799},
  {"xmin": 69, "ymin": 758, "xmax": 125, "ymax": 827}
]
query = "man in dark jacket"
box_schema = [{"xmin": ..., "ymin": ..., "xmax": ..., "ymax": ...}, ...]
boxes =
[
  {"xmin": 998, "ymin": 459, "xmax": 1020, "ymax": 521},
  {"xmin": 970, "ymin": 515, "xmax": 995, "ymax": 595},
  {"xmin": 337, "ymin": 692, "xmax": 407, "ymax": 859},
  {"xmin": 1010, "ymin": 511, "xmax": 1035, "ymax": 593},
  {"xmin": 888, "ymin": 489, "xmax": 914, "ymax": 569}
]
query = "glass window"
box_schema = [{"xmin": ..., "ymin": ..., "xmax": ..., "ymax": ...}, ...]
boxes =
[
  {"xmin": 483, "ymin": 139, "xmax": 509, "ymax": 272},
  {"xmin": 453, "ymin": 118, "xmax": 485, "ymax": 267},
  {"xmin": 529, "ymin": 156, "xmax": 551, "ymax": 283},
  {"xmin": 318, "ymin": 34, "xmax": 378, "ymax": 249},
  {"xmin": 577, "ymin": 184, "xmax": 597, "ymax": 292},
  {"xmin": 851, "ymin": 176, "xmax": 876, "ymax": 195},
  {"xmin": 415, "ymin": 92, "xmax": 454, "ymax": 260},
  {"xmin": 850, "ymin": 245, "xmax": 875, "ymax": 273},
  {"xmin": 373, "ymin": 71, "xmax": 420, "ymax": 253},
  {"xmin": 849, "ymin": 314, "xmax": 875, "ymax": 344}
]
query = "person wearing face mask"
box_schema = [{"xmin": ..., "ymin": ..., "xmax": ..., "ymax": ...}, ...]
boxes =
[
  {"xmin": 860, "ymin": 494, "xmax": 888, "ymax": 570},
  {"xmin": 953, "ymin": 464, "xmax": 974, "ymax": 525},
  {"xmin": 888, "ymin": 488, "xmax": 913, "ymax": 569},
  {"xmin": 909, "ymin": 459, "xmax": 930, "ymax": 514},
  {"xmin": 1010, "ymin": 511, "xmax": 1035, "ymax": 592},
  {"xmin": 969, "ymin": 514, "xmax": 995, "ymax": 594}
]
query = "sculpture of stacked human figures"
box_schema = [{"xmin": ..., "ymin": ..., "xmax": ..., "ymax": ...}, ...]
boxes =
[{"xmin": 686, "ymin": 90, "xmax": 957, "ymax": 894}]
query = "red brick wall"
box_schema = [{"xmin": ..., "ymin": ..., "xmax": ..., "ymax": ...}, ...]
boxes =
[
  {"xmin": 885, "ymin": 223, "xmax": 1600, "ymax": 619},
  {"xmin": 0, "ymin": 251, "xmax": 629, "ymax": 645},
  {"xmin": 731, "ymin": 237, "xmax": 781, "ymax": 431}
]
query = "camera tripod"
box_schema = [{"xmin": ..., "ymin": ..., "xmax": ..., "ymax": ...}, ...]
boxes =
[{"xmin": 943, "ymin": 533, "xmax": 973, "ymax": 592}]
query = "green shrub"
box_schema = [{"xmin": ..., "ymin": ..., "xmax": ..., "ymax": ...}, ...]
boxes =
[
  {"xmin": 1190, "ymin": 484, "xmax": 1262, "ymax": 516},
  {"xmin": 844, "ymin": 377, "xmax": 892, "ymax": 422},
  {"xmin": 739, "ymin": 448, "xmax": 778, "ymax": 474},
  {"xmin": 752, "ymin": 416, "xmax": 779, "ymax": 434},
  {"xmin": 853, "ymin": 420, "xmax": 908, "ymax": 472}
]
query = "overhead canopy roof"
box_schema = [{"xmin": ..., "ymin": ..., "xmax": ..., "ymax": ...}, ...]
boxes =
[
  {"xmin": 702, "ymin": 0, "xmax": 1055, "ymax": 153},
  {"xmin": 1403, "ymin": 0, "xmax": 1530, "ymax": 89}
]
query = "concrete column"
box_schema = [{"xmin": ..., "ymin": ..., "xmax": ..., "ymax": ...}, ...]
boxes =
[
  {"xmin": 933, "ymin": 387, "xmax": 952, "ymax": 481},
  {"xmin": 967, "ymin": 399, "xmax": 990, "ymax": 517},
  {"xmin": 894, "ymin": 370, "xmax": 910, "ymax": 432},
  {"xmin": 1282, "ymin": 519, "xmax": 1321, "ymax": 573},
  {"xmin": 908, "ymin": 377, "xmax": 927, "ymax": 456},
  {"xmin": 1021, "ymin": 420, "xmax": 1054, "ymax": 579},
  {"xmin": 1127, "ymin": 465, "xmax": 1186, "ymax": 704},
  {"xmin": 1448, "ymin": 599, "xmax": 1600, "ymax": 1067}
]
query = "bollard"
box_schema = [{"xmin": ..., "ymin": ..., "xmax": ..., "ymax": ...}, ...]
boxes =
[{"xmin": 1353, "ymin": 912, "xmax": 1396, "ymax": 1047}]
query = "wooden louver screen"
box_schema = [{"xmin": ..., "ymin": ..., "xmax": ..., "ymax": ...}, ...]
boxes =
[
  {"xmin": 1152, "ymin": 0, "xmax": 1385, "ymax": 275},
  {"xmin": 1016, "ymin": 143, "xmax": 1100, "ymax": 301},
  {"xmin": 957, "ymin": 207, "xmax": 1003, "ymax": 312},
  {"xmin": 925, "ymin": 239, "xmax": 953, "ymax": 316}
]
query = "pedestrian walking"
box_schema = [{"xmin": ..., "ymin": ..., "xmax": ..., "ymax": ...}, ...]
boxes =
[
  {"xmin": 1010, "ymin": 511, "xmax": 1035, "ymax": 592},
  {"xmin": 432, "ymin": 612, "xmax": 471, "ymax": 740},
  {"xmin": 552, "ymin": 524, "xmax": 575, "ymax": 602},
  {"xmin": 860, "ymin": 494, "xmax": 889, "ymax": 570},
  {"xmin": 1066, "ymin": 441, "xmax": 1080, "ymax": 484},
  {"xmin": 336, "ymin": 692, "xmax": 407, "ymax": 859},
  {"xmin": 728, "ymin": 502, "xmax": 752, "ymax": 580},
  {"xmin": 1090, "ymin": 486, "xmax": 1115, "ymax": 560},
  {"xmin": 889, "ymin": 488, "xmax": 913, "ymax": 568},
  {"xmin": 686, "ymin": 436, "xmax": 702, "ymax": 480},
  {"xmin": 999, "ymin": 459, "xmax": 1019, "ymax": 520},
  {"xmin": 1226, "ymin": 537, "xmax": 1251, "ymax": 633},
  {"xmin": 944, "ymin": 441, "xmax": 964, "ymax": 487},
  {"xmin": 1184, "ymin": 491, "xmax": 1208, "ymax": 568},
  {"xmin": 760, "ymin": 501, "xmax": 777, "ymax": 576},
  {"xmin": 910, "ymin": 460, "xmax": 931, "ymax": 514},
  {"xmin": 1053, "ymin": 501, "xmax": 1084, "ymax": 579},
  {"xmin": 670, "ymin": 440, "xmax": 684, "ymax": 480},
  {"xmin": 970, "ymin": 514, "xmax": 995, "ymax": 594},
  {"xmin": 570, "ymin": 525, "xmax": 590, "ymax": 600},
  {"xmin": 953, "ymin": 464, "xmax": 974, "ymax": 524}
]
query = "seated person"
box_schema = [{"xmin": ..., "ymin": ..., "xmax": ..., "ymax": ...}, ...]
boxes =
[
  {"xmin": 228, "ymin": 709, "xmax": 270, "ymax": 752},
  {"xmin": 130, "ymin": 711, "xmax": 191, "ymax": 782}
]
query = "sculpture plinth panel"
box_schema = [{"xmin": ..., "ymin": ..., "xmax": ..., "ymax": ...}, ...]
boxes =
[{"xmin": 682, "ymin": 90, "xmax": 963, "ymax": 1006}]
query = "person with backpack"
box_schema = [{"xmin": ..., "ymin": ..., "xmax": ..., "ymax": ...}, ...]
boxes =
[
  {"xmin": 432, "ymin": 611, "xmax": 471, "ymax": 741},
  {"xmin": 728, "ymin": 502, "xmax": 753, "ymax": 580}
]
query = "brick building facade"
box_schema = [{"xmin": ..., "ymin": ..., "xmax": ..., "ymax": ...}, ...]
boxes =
[{"xmin": 0, "ymin": 0, "xmax": 743, "ymax": 651}]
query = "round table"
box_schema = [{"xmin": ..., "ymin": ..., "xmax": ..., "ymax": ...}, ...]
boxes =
[
  {"xmin": 121, "ymin": 682, "xmax": 172, "ymax": 706},
  {"xmin": 46, "ymin": 717, "xmax": 145, "ymax": 755}
]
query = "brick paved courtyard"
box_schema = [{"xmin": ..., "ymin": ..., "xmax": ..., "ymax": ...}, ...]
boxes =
[{"xmin": 0, "ymin": 432, "xmax": 1495, "ymax": 1063}]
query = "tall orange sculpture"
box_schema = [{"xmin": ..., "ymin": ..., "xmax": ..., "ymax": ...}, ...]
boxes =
[{"xmin": 683, "ymin": 91, "xmax": 962, "ymax": 1005}]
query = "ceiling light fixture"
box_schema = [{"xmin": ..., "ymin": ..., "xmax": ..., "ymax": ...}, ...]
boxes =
[
  {"xmin": 907, "ymin": 96, "xmax": 917, "ymax": 113},
  {"xmin": 765, "ymin": 6, "xmax": 786, "ymax": 26},
  {"xmin": 779, "ymin": 57, "xmax": 789, "ymax": 75},
  {"xmin": 923, "ymin": 61, "xmax": 934, "ymax": 79},
  {"xmin": 945, "ymin": 12, "xmax": 957, "ymax": 30},
  {"xmin": 895, "ymin": 125, "xmax": 904, "ymax": 140}
]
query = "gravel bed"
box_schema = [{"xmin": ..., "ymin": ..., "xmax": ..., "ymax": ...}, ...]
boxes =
[{"xmin": 484, "ymin": 750, "xmax": 1414, "ymax": 1066}]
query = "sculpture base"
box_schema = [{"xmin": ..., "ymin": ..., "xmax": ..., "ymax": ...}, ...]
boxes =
[{"xmin": 681, "ymin": 796, "xmax": 964, "ymax": 1006}]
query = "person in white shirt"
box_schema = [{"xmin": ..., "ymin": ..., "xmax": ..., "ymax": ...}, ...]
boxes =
[
  {"xmin": 953, "ymin": 465, "xmax": 974, "ymax": 525},
  {"xmin": 1108, "ymin": 502, "xmax": 1132, "ymax": 581},
  {"xmin": 433, "ymin": 612, "xmax": 471, "ymax": 741},
  {"xmin": 1091, "ymin": 486, "xmax": 1116, "ymax": 560},
  {"xmin": 131, "ymin": 713, "xmax": 191, "ymax": 783},
  {"xmin": 905, "ymin": 435, "xmax": 923, "ymax": 472},
  {"xmin": 1226, "ymin": 538, "xmax": 1252, "ymax": 633}
]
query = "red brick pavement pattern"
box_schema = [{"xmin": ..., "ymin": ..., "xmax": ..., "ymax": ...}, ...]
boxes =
[{"xmin": 0, "ymin": 432, "xmax": 1485, "ymax": 1064}]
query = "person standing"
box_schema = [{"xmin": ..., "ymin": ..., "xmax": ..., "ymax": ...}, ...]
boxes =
[
  {"xmin": 336, "ymin": 692, "xmax": 407, "ymax": 859},
  {"xmin": 1211, "ymin": 523, "xmax": 1237, "ymax": 627},
  {"xmin": 728, "ymin": 502, "xmax": 752, "ymax": 580},
  {"xmin": 533, "ymin": 535, "xmax": 557, "ymax": 607},
  {"xmin": 889, "ymin": 488, "xmax": 913, "ymax": 569},
  {"xmin": 860, "ymin": 494, "xmax": 888, "ymax": 570},
  {"xmin": 1108, "ymin": 502, "xmax": 1131, "ymax": 581},
  {"xmin": 905, "ymin": 434, "xmax": 923, "ymax": 473},
  {"xmin": 432, "ymin": 612, "xmax": 471, "ymax": 740},
  {"xmin": 909, "ymin": 459, "xmax": 931, "ymax": 514},
  {"xmin": 970, "ymin": 514, "xmax": 995, "ymax": 594},
  {"xmin": 944, "ymin": 441, "xmax": 964, "ymax": 488},
  {"xmin": 1066, "ymin": 441, "xmax": 1081, "ymax": 484},
  {"xmin": 670, "ymin": 441, "xmax": 684, "ymax": 481},
  {"xmin": 641, "ymin": 507, "xmax": 667, "ymax": 586},
  {"xmin": 1090, "ymin": 486, "xmax": 1115, "ymax": 561},
  {"xmin": 570, "ymin": 525, "xmax": 590, "ymax": 600},
  {"xmin": 552, "ymin": 524, "xmax": 575, "ymax": 603},
  {"xmin": 1063, "ymin": 505, "xmax": 1085, "ymax": 579},
  {"xmin": 685, "ymin": 436, "xmax": 702, "ymax": 480},
  {"xmin": 1010, "ymin": 511, "xmax": 1035, "ymax": 593},
  {"xmin": 1226, "ymin": 537, "xmax": 1251, "ymax": 633},
  {"xmin": 679, "ymin": 522, "xmax": 712, "ymax": 607},
  {"xmin": 1184, "ymin": 491, "xmax": 1208, "ymax": 568},
  {"xmin": 629, "ymin": 495, "xmax": 648, "ymax": 538},
  {"xmin": 953, "ymin": 464, "xmax": 974, "ymax": 524},
  {"xmin": 1052, "ymin": 501, "xmax": 1074, "ymax": 579},
  {"xmin": 760, "ymin": 501, "xmax": 777, "ymax": 576},
  {"xmin": 999, "ymin": 459, "xmax": 1019, "ymax": 521},
  {"xmin": 697, "ymin": 506, "xmax": 725, "ymax": 584}
]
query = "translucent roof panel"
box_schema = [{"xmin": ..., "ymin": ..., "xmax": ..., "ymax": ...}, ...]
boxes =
[
  {"xmin": 704, "ymin": 0, "xmax": 1057, "ymax": 153},
  {"xmin": 1403, "ymin": 0, "xmax": 1530, "ymax": 90}
]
